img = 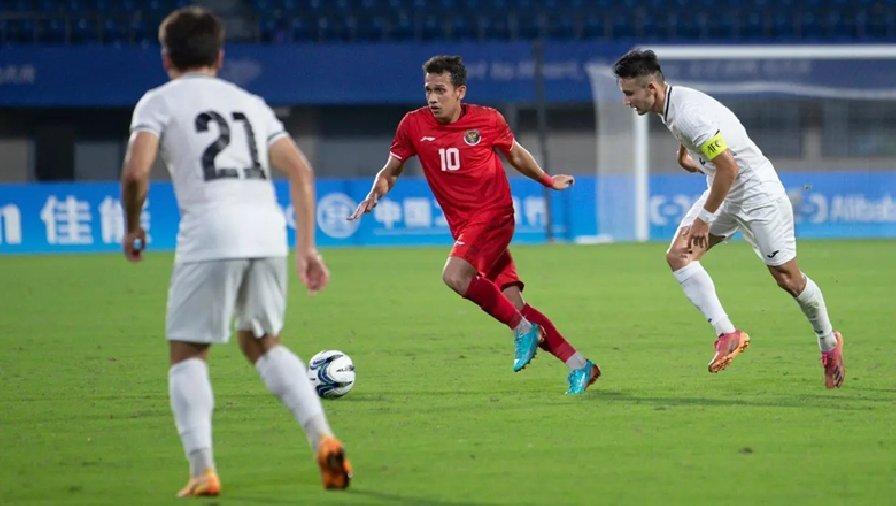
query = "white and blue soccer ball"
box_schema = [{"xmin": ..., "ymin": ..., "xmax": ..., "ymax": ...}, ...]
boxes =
[{"xmin": 307, "ymin": 350, "xmax": 355, "ymax": 399}]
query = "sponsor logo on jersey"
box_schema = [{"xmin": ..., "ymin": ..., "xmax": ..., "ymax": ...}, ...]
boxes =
[
  {"xmin": 420, "ymin": 136, "xmax": 436, "ymax": 142},
  {"xmin": 463, "ymin": 129, "xmax": 481, "ymax": 146}
]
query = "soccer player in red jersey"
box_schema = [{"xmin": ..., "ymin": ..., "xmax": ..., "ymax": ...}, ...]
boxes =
[{"xmin": 349, "ymin": 55, "xmax": 600, "ymax": 394}]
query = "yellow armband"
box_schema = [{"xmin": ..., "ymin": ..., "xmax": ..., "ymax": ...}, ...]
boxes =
[{"xmin": 699, "ymin": 131, "xmax": 728, "ymax": 160}]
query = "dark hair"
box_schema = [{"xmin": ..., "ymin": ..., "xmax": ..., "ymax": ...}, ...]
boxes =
[
  {"xmin": 422, "ymin": 55, "xmax": 467, "ymax": 88},
  {"xmin": 613, "ymin": 49, "xmax": 664, "ymax": 81},
  {"xmin": 158, "ymin": 7, "xmax": 224, "ymax": 71}
]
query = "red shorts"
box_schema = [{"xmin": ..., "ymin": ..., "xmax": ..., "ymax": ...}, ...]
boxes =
[{"xmin": 449, "ymin": 214, "xmax": 523, "ymax": 291}]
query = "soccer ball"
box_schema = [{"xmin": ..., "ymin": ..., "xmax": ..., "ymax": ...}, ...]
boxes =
[{"xmin": 307, "ymin": 350, "xmax": 355, "ymax": 399}]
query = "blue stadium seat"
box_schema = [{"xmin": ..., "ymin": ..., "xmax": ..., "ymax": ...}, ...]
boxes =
[
  {"xmin": 545, "ymin": 12, "xmax": 576, "ymax": 40},
  {"xmin": 101, "ymin": 17, "xmax": 127, "ymax": 44},
  {"xmin": 317, "ymin": 15, "xmax": 351, "ymax": 42},
  {"xmin": 387, "ymin": 10, "xmax": 413, "ymax": 40},
  {"xmin": 419, "ymin": 13, "xmax": 443, "ymax": 41},
  {"xmin": 7, "ymin": 18, "xmax": 37, "ymax": 43},
  {"xmin": 581, "ymin": 12, "xmax": 606, "ymax": 40},
  {"xmin": 799, "ymin": 11, "xmax": 824, "ymax": 39},
  {"xmin": 4, "ymin": 0, "xmax": 896, "ymax": 45},
  {"xmin": 515, "ymin": 11, "xmax": 544, "ymax": 40},
  {"xmin": 70, "ymin": 16, "xmax": 98, "ymax": 43},
  {"xmin": 707, "ymin": 11, "xmax": 736, "ymax": 39},
  {"xmin": 479, "ymin": 15, "xmax": 512, "ymax": 40},
  {"xmin": 38, "ymin": 16, "xmax": 67, "ymax": 44},
  {"xmin": 290, "ymin": 16, "xmax": 315, "ymax": 41},
  {"xmin": 129, "ymin": 17, "xmax": 151, "ymax": 44},
  {"xmin": 740, "ymin": 11, "xmax": 767, "ymax": 39},
  {"xmin": 447, "ymin": 14, "xmax": 475, "ymax": 40}
]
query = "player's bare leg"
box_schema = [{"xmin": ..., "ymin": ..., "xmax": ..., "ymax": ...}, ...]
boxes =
[
  {"xmin": 503, "ymin": 285, "xmax": 600, "ymax": 394},
  {"xmin": 238, "ymin": 331, "xmax": 352, "ymax": 489},
  {"xmin": 667, "ymin": 229, "xmax": 750, "ymax": 373},
  {"xmin": 767, "ymin": 259, "xmax": 844, "ymax": 388},
  {"xmin": 443, "ymin": 256, "xmax": 543, "ymax": 371},
  {"xmin": 169, "ymin": 341, "xmax": 220, "ymax": 497}
]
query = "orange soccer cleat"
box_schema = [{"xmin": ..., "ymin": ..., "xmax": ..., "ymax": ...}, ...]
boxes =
[
  {"xmin": 707, "ymin": 330, "xmax": 751, "ymax": 373},
  {"xmin": 176, "ymin": 469, "xmax": 220, "ymax": 497},
  {"xmin": 317, "ymin": 436, "xmax": 352, "ymax": 490},
  {"xmin": 821, "ymin": 331, "xmax": 845, "ymax": 388}
]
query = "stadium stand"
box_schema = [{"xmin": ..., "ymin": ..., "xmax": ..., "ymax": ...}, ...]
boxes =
[{"xmin": 0, "ymin": 0, "xmax": 894, "ymax": 44}]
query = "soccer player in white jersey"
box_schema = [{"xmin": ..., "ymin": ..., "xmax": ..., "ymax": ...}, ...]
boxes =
[
  {"xmin": 120, "ymin": 7, "xmax": 351, "ymax": 495},
  {"xmin": 613, "ymin": 49, "xmax": 845, "ymax": 388}
]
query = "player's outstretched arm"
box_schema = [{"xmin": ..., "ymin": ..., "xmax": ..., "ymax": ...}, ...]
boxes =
[
  {"xmin": 120, "ymin": 131, "xmax": 158, "ymax": 262},
  {"xmin": 348, "ymin": 155, "xmax": 405, "ymax": 220},
  {"xmin": 503, "ymin": 141, "xmax": 574, "ymax": 190},
  {"xmin": 269, "ymin": 136, "xmax": 329, "ymax": 293}
]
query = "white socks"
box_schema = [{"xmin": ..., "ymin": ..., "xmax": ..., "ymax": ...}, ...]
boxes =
[
  {"xmin": 256, "ymin": 345, "xmax": 333, "ymax": 451},
  {"xmin": 673, "ymin": 262, "xmax": 736, "ymax": 336},
  {"xmin": 795, "ymin": 275, "xmax": 837, "ymax": 351},
  {"xmin": 565, "ymin": 353, "xmax": 587, "ymax": 371},
  {"xmin": 512, "ymin": 318, "xmax": 532, "ymax": 335},
  {"xmin": 169, "ymin": 358, "xmax": 215, "ymax": 477}
]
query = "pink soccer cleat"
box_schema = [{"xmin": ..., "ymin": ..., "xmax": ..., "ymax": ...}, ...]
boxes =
[
  {"xmin": 707, "ymin": 330, "xmax": 751, "ymax": 373},
  {"xmin": 821, "ymin": 331, "xmax": 845, "ymax": 388}
]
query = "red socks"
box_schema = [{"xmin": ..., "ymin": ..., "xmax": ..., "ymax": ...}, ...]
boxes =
[
  {"xmin": 462, "ymin": 279, "xmax": 578, "ymax": 364},
  {"xmin": 521, "ymin": 304, "xmax": 577, "ymax": 362},
  {"xmin": 463, "ymin": 276, "xmax": 522, "ymax": 329}
]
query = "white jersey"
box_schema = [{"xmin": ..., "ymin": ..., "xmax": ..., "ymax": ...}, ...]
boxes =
[
  {"xmin": 660, "ymin": 85, "xmax": 786, "ymax": 208},
  {"xmin": 130, "ymin": 74, "xmax": 290, "ymax": 263}
]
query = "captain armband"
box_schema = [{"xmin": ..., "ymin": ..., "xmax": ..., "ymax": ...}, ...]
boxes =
[{"xmin": 699, "ymin": 131, "xmax": 728, "ymax": 160}]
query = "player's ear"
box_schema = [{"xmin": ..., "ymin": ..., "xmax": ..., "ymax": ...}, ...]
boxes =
[
  {"xmin": 161, "ymin": 50, "xmax": 174, "ymax": 74},
  {"xmin": 457, "ymin": 84, "xmax": 467, "ymax": 100}
]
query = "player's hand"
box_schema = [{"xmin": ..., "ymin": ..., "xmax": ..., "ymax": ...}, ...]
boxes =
[
  {"xmin": 678, "ymin": 146, "xmax": 702, "ymax": 173},
  {"xmin": 123, "ymin": 228, "xmax": 146, "ymax": 262},
  {"xmin": 686, "ymin": 218, "xmax": 709, "ymax": 250},
  {"xmin": 297, "ymin": 248, "xmax": 329, "ymax": 294},
  {"xmin": 548, "ymin": 174, "xmax": 575, "ymax": 190},
  {"xmin": 348, "ymin": 193, "xmax": 378, "ymax": 220}
]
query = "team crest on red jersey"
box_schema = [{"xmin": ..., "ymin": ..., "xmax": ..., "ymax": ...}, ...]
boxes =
[{"xmin": 463, "ymin": 129, "xmax": 482, "ymax": 146}]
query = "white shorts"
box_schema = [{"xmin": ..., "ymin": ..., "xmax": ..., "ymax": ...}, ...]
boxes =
[
  {"xmin": 166, "ymin": 257, "xmax": 287, "ymax": 343},
  {"xmin": 672, "ymin": 191, "xmax": 797, "ymax": 266}
]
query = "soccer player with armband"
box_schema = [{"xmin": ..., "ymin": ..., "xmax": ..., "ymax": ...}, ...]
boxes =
[{"xmin": 613, "ymin": 49, "xmax": 844, "ymax": 388}]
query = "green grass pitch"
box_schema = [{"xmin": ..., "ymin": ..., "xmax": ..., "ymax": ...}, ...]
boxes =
[{"xmin": 1, "ymin": 240, "xmax": 894, "ymax": 504}]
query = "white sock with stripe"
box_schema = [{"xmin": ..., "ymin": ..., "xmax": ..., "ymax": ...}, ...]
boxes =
[
  {"xmin": 673, "ymin": 262, "xmax": 736, "ymax": 336},
  {"xmin": 795, "ymin": 275, "xmax": 837, "ymax": 351}
]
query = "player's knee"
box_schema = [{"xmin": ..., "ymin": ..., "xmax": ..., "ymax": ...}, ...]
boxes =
[
  {"xmin": 441, "ymin": 269, "xmax": 470, "ymax": 294},
  {"xmin": 666, "ymin": 248, "xmax": 690, "ymax": 271},
  {"xmin": 772, "ymin": 272, "xmax": 801, "ymax": 297}
]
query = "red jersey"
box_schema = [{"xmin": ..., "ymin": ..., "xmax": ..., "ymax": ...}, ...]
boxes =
[{"xmin": 389, "ymin": 104, "xmax": 515, "ymax": 232}]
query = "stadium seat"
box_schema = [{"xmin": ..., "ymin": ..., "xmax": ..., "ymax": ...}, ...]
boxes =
[
  {"xmin": 4, "ymin": 0, "xmax": 896, "ymax": 44},
  {"xmin": 290, "ymin": 16, "xmax": 315, "ymax": 41}
]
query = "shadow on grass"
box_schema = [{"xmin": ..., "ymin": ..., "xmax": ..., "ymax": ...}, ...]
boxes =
[
  {"xmin": 590, "ymin": 389, "xmax": 881, "ymax": 411},
  {"xmin": 349, "ymin": 488, "xmax": 500, "ymax": 505},
  {"xmin": 225, "ymin": 489, "xmax": 499, "ymax": 505}
]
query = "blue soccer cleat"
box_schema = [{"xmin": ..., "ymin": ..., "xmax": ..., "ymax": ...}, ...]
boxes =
[
  {"xmin": 513, "ymin": 324, "xmax": 543, "ymax": 372},
  {"xmin": 566, "ymin": 359, "xmax": 601, "ymax": 395}
]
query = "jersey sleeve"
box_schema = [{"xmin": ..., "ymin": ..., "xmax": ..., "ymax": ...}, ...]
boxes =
[
  {"xmin": 492, "ymin": 110, "xmax": 515, "ymax": 154},
  {"xmin": 389, "ymin": 113, "xmax": 416, "ymax": 161},
  {"xmin": 676, "ymin": 109, "xmax": 726, "ymax": 160},
  {"xmin": 129, "ymin": 90, "xmax": 168, "ymax": 137},
  {"xmin": 258, "ymin": 97, "xmax": 289, "ymax": 146}
]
